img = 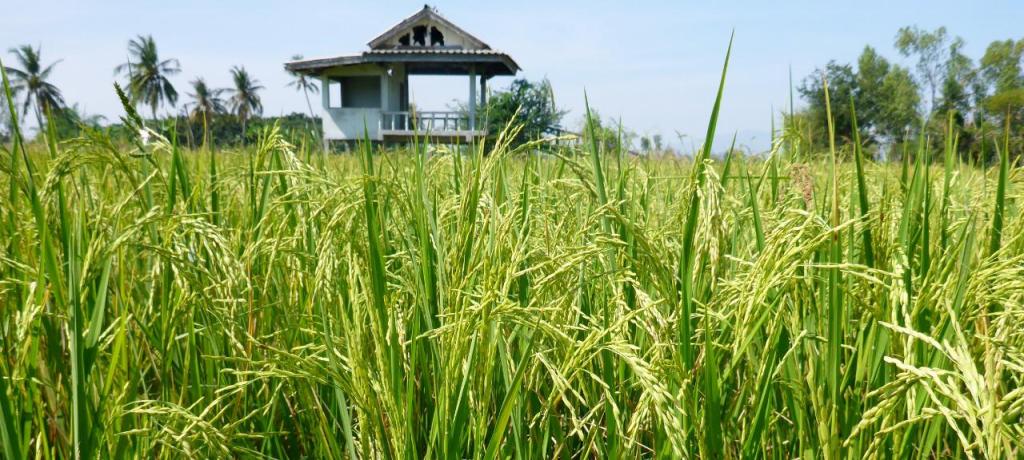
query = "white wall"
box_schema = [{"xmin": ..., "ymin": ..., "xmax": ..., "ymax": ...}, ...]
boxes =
[
  {"xmin": 322, "ymin": 107, "xmax": 382, "ymax": 140},
  {"xmin": 319, "ymin": 63, "xmax": 407, "ymax": 140}
]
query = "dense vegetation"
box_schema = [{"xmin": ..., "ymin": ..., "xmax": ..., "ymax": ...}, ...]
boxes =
[
  {"xmin": 2, "ymin": 41, "xmax": 1024, "ymax": 459},
  {"xmin": 795, "ymin": 26, "xmax": 1024, "ymax": 162}
]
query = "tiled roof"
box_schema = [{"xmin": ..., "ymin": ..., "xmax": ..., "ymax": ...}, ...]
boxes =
[
  {"xmin": 286, "ymin": 49, "xmax": 519, "ymax": 75},
  {"xmin": 365, "ymin": 48, "xmax": 507, "ymax": 55}
]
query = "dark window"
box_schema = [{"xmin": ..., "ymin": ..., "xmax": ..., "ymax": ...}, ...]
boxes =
[
  {"xmin": 398, "ymin": 33, "xmax": 410, "ymax": 46},
  {"xmin": 412, "ymin": 25, "xmax": 427, "ymax": 46},
  {"xmin": 339, "ymin": 76, "xmax": 381, "ymax": 108},
  {"xmin": 430, "ymin": 26, "xmax": 445, "ymax": 46}
]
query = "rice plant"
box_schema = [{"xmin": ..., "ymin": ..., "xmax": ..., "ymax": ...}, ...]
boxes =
[{"xmin": 1, "ymin": 50, "xmax": 1023, "ymax": 459}]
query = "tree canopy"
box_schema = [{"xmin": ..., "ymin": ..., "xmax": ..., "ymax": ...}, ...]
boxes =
[
  {"xmin": 798, "ymin": 49, "xmax": 919, "ymax": 148},
  {"xmin": 798, "ymin": 26, "xmax": 1024, "ymax": 161},
  {"xmin": 116, "ymin": 35, "xmax": 181, "ymax": 120},
  {"xmin": 187, "ymin": 78, "xmax": 227, "ymax": 121},
  {"xmin": 4, "ymin": 45, "xmax": 65, "ymax": 130},
  {"xmin": 228, "ymin": 66, "xmax": 264, "ymax": 138},
  {"xmin": 482, "ymin": 78, "xmax": 565, "ymax": 147}
]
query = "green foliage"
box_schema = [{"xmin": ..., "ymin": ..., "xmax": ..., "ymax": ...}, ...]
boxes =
[
  {"xmin": 801, "ymin": 26, "xmax": 1024, "ymax": 163},
  {"xmin": 138, "ymin": 112, "xmax": 319, "ymax": 148},
  {"xmin": 4, "ymin": 44, "xmax": 65, "ymax": 130},
  {"xmin": 856, "ymin": 46, "xmax": 921, "ymax": 142},
  {"xmin": 3, "ymin": 92, "xmax": 1024, "ymax": 458},
  {"xmin": 581, "ymin": 109, "xmax": 636, "ymax": 153},
  {"xmin": 115, "ymin": 35, "xmax": 181, "ymax": 119},
  {"xmin": 186, "ymin": 78, "xmax": 227, "ymax": 121},
  {"xmin": 227, "ymin": 66, "xmax": 264, "ymax": 137},
  {"xmin": 482, "ymin": 78, "xmax": 565, "ymax": 146},
  {"xmin": 0, "ymin": 87, "xmax": 10, "ymax": 143},
  {"xmin": 979, "ymin": 39, "xmax": 1024, "ymax": 94},
  {"xmin": 895, "ymin": 25, "xmax": 950, "ymax": 109},
  {"xmin": 287, "ymin": 54, "xmax": 319, "ymax": 121},
  {"xmin": 935, "ymin": 37, "xmax": 978, "ymax": 122},
  {"xmin": 49, "ymin": 104, "xmax": 106, "ymax": 140},
  {"xmin": 799, "ymin": 49, "xmax": 920, "ymax": 149},
  {"xmin": 798, "ymin": 61, "xmax": 859, "ymax": 144}
]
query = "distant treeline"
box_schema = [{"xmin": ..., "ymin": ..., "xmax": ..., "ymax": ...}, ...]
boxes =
[
  {"xmin": 2, "ymin": 35, "xmax": 322, "ymax": 149},
  {"xmin": 793, "ymin": 26, "xmax": 1024, "ymax": 164},
  {"xmin": 131, "ymin": 112, "xmax": 321, "ymax": 149},
  {"xmin": 37, "ymin": 109, "xmax": 321, "ymax": 149}
]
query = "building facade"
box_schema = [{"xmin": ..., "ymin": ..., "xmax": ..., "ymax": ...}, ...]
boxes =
[{"xmin": 285, "ymin": 5, "xmax": 520, "ymax": 147}]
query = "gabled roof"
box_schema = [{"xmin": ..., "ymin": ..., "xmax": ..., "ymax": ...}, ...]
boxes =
[
  {"xmin": 284, "ymin": 5, "xmax": 519, "ymax": 76},
  {"xmin": 367, "ymin": 5, "xmax": 490, "ymax": 50}
]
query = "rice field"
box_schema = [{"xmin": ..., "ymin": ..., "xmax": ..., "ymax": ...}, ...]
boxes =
[{"xmin": 2, "ymin": 61, "xmax": 1024, "ymax": 459}]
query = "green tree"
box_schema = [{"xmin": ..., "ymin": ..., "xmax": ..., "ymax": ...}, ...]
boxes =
[
  {"xmin": 978, "ymin": 38, "xmax": 1024, "ymax": 137},
  {"xmin": 894, "ymin": 26, "xmax": 949, "ymax": 111},
  {"xmin": 936, "ymin": 37, "xmax": 978, "ymax": 122},
  {"xmin": 187, "ymin": 78, "xmax": 227, "ymax": 120},
  {"xmin": 984, "ymin": 88, "xmax": 1024, "ymax": 115},
  {"xmin": 0, "ymin": 84, "xmax": 13, "ymax": 142},
  {"xmin": 115, "ymin": 35, "xmax": 181, "ymax": 120},
  {"xmin": 979, "ymin": 39, "xmax": 1024, "ymax": 94},
  {"xmin": 51, "ymin": 103, "xmax": 105, "ymax": 139},
  {"xmin": 798, "ymin": 61, "xmax": 858, "ymax": 144},
  {"xmin": 482, "ymin": 78, "xmax": 565, "ymax": 147},
  {"xmin": 581, "ymin": 110, "xmax": 635, "ymax": 154},
  {"xmin": 287, "ymin": 54, "xmax": 319, "ymax": 121},
  {"xmin": 227, "ymin": 66, "xmax": 263, "ymax": 140},
  {"xmin": 855, "ymin": 46, "xmax": 891, "ymax": 134},
  {"xmin": 4, "ymin": 45, "xmax": 65, "ymax": 131},
  {"xmin": 876, "ymin": 64, "xmax": 920, "ymax": 141},
  {"xmin": 800, "ymin": 50, "xmax": 919, "ymax": 148}
]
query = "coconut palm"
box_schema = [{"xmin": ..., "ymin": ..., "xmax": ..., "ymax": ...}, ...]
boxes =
[
  {"xmin": 287, "ymin": 54, "xmax": 319, "ymax": 120},
  {"xmin": 0, "ymin": 87, "xmax": 13, "ymax": 141},
  {"xmin": 227, "ymin": 66, "xmax": 263, "ymax": 139},
  {"xmin": 115, "ymin": 35, "xmax": 181, "ymax": 121},
  {"xmin": 187, "ymin": 78, "xmax": 227, "ymax": 120},
  {"xmin": 4, "ymin": 45, "xmax": 65, "ymax": 130}
]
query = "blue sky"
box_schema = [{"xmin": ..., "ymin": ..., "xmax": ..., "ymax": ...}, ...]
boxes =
[{"xmin": 3, "ymin": 1, "xmax": 1023, "ymax": 151}]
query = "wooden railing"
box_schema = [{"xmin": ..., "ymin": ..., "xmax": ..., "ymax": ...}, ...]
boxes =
[{"xmin": 381, "ymin": 111, "xmax": 485, "ymax": 133}]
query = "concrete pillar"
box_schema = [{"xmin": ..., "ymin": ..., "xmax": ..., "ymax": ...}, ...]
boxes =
[
  {"xmin": 480, "ymin": 76, "xmax": 487, "ymax": 108},
  {"xmin": 321, "ymin": 76, "xmax": 330, "ymax": 152},
  {"xmin": 380, "ymin": 72, "xmax": 390, "ymax": 111},
  {"xmin": 468, "ymin": 66, "xmax": 477, "ymax": 132},
  {"xmin": 320, "ymin": 76, "xmax": 330, "ymax": 109},
  {"xmin": 480, "ymin": 76, "xmax": 487, "ymax": 131}
]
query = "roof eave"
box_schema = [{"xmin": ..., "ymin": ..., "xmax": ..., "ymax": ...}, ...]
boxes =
[
  {"xmin": 286, "ymin": 52, "xmax": 520, "ymax": 76},
  {"xmin": 284, "ymin": 54, "xmax": 366, "ymax": 73}
]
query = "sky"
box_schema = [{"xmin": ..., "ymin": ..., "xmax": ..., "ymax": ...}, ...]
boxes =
[{"xmin": 3, "ymin": 0, "xmax": 1023, "ymax": 151}]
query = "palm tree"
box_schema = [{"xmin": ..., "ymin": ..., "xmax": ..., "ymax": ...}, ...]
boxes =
[
  {"xmin": 115, "ymin": 35, "xmax": 181, "ymax": 121},
  {"xmin": 227, "ymin": 66, "xmax": 263, "ymax": 140},
  {"xmin": 287, "ymin": 54, "xmax": 319, "ymax": 121},
  {"xmin": 187, "ymin": 78, "xmax": 226, "ymax": 120},
  {"xmin": 4, "ymin": 45, "xmax": 65, "ymax": 130},
  {"xmin": 0, "ymin": 87, "xmax": 14, "ymax": 141}
]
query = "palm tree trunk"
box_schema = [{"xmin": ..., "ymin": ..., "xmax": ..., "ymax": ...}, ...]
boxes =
[
  {"xmin": 33, "ymin": 101, "xmax": 45, "ymax": 138},
  {"xmin": 303, "ymin": 88, "xmax": 315, "ymax": 136},
  {"xmin": 304, "ymin": 88, "xmax": 315, "ymax": 120}
]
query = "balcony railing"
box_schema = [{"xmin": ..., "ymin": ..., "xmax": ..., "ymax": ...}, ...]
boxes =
[{"xmin": 381, "ymin": 111, "xmax": 485, "ymax": 134}]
